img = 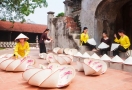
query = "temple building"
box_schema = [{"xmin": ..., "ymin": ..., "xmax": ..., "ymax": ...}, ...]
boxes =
[
  {"xmin": 0, "ymin": 21, "xmax": 47, "ymax": 43},
  {"xmin": 62, "ymin": 0, "xmax": 132, "ymax": 49}
]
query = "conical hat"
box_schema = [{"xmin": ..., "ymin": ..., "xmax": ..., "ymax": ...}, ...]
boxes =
[
  {"xmin": 124, "ymin": 56, "xmax": 132, "ymax": 65},
  {"xmin": 90, "ymin": 53, "xmax": 100, "ymax": 59},
  {"xmin": 68, "ymin": 49, "xmax": 78, "ymax": 56},
  {"xmin": 15, "ymin": 33, "xmax": 29, "ymax": 40},
  {"xmin": 57, "ymin": 66, "xmax": 76, "ymax": 87},
  {"xmin": 53, "ymin": 47, "xmax": 60, "ymax": 53},
  {"xmin": 100, "ymin": 54, "xmax": 111, "ymax": 61},
  {"xmin": 98, "ymin": 42, "xmax": 109, "ymax": 49},
  {"xmin": 76, "ymin": 61, "xmax": 84, "ymax": 71},
  {"xmin": 87, "ymin": 38, "xmax": 96, "ymax": 45},
  {"xmin": 44, "ymin": 40, "xmax": 51, "ymax": 44},
  {"xmin": 111, "ymin": 43, "xmax": 120, "ymax": 51},
  {"xmin": 74, "ymin": 52, "xmax": 82, "ymax": 57},
  {"xmin": 64, "ymin": 48, "xmax": 70, "ymax": 54},
  {"xmin": 81, "ymin": 52, "xmax": 90, "ymax": 58},
  {"xmin": 94, "ymin": 59, "xmax": 107, "ymax": 74},
  {"xmin": 57, "ymin": 48, "xmax": 64, "ymax": 54},
  {"xmin": 111, "ymin": 55, "xmax": 124, "ymax": 63}
]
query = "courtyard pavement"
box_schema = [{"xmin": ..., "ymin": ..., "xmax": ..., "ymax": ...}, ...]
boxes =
[{"xmin": 0, "ymin": 48, "xmax": 132, "ymax": 90}]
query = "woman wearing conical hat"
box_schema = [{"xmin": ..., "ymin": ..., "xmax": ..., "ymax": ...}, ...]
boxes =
[
  {"xmin": 100, "ymin": 31, "xmax": 111, "ymax": 55},
  {"xmin": 13, "ymin": 33, "xmax": 30, "ymax": 59},
  {"xmin": 80, "ymin": 27, "xmax": 97, "ymax": 51}
]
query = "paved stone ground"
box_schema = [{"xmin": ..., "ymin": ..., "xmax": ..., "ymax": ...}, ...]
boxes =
[{"xmin": 0, "ymin": 48, "xmax": 132, "ymax": 90}]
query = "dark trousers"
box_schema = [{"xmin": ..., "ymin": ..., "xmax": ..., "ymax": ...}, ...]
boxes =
[
  {"xmin": 39, "ymin": 43, "xmax": 46, "ymax": 53},
  {"xmin": 100, "ymin": 48, "xmax": 110, "ymax": 55},
  {"xmin": 113, "ymin": 45, "xmax": 128, "ymax": 56},
  {"xmin": 82, "ymin": 42, "xmax": 96, "ymax": 51}
]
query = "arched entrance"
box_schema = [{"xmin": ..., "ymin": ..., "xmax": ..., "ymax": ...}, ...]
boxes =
[
  {"xmin": 116, "ymin": 1, "xmax": 132, "ymax": 48},
  {"xmin": 95, "ymin": 0, "xmax": 132, "ymax": 48}
]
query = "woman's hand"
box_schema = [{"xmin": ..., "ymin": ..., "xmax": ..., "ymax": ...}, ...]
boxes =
[{"xmin": 114, "ymin": 34, "xmax": 117, "ymax": 38}]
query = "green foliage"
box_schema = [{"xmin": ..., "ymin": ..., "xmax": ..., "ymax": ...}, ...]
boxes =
[
  {"xmin": 0, "ymin": 0, "xmax": 48, "ymax": 22},
  {"xmin": 56, "ymin": 12, "xmax": 64, "ymax": 17}
]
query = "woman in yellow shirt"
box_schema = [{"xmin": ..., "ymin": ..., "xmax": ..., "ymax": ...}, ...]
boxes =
[
  {"xmin": 13, "ymin": 33, "xmax": 30, "ymax": 59},
  {"xmin": 113, "ymin": 30, "xmax": 130, "ymax": 56},
  {"xmin": 80, "ymin": 27, "xmax": 96, "ymax": 51}
]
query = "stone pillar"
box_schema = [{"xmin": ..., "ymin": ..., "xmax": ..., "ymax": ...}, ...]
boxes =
[
  {"xmin": 36, "ymin": 35, "xmax": 38, "ymax": 48},
  {"xmin": 63, "ymin": 0, "xmax": 73, "ymax": 16},
  {"xmin": 47, "ymin": 11, "xmax": 56, "ymax": 50}
]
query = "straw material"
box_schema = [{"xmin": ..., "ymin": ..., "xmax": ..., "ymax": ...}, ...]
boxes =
[
  {"xmin": 81, "ymin": 52, "xmax": 90, "ymax": 58},
  {"xmin": 64, "ymin": 48, "xmax": 70, "ymax": 54},
  {"xmin": 47, "ymin": 63, "xmax": 60, "ymax": 71},
  {"xmin": 87, "ymin": 38, "xmax": 96, "ymax": 45},
  {"xmin": 57, "ymin": 48, "xmax": 64, "ymax": 54},
  {"xmin": 68, "ymin": 49, "xmax": 78, "ymax": 56},
  {"xmin": 76, "ymin": 61, "xmax": 84, "ymax": 72},
  {"xmin": 0, "ymin": 57, "xmax": 34, "ymax": 71},
  {"xmin": 111, "ymin": 43, "xmax": 120, "ymax": 51},
  {"xmin": 39, "ymin": 53, "xmax": 47, "ymax": 59},
  {"xmin": 100, "ymin": 54, "xmax": 111, "ymax": 61},
  {"xmin": 53, "ymin": 47, "xmax": 60, "ymax": 54},
  {"xmin": 44, "ymin": 40, "xmax": 51, "ymax": 44},
  {"xmin": 98, "ymin": 42, "xmax": 109, "ymax": 49},
  {"xmin": 15, "ymin": 33, "xmax": 29, "ymax": 40},
  {"xmin": 22, "ymin": 65, "xmax": 76, "ymax": 88},
  {"xmin": 111, "ymin": 55, "xmax": 124, "ymax": 63},
  {"xmin": 46, "ymin": 53, "xmax": 73, "ymax": 65},
  {"xmin": 74, "ymin": 52, "xmax": 82, "ymax": 57},
  {"xmin": 76, "ymin": 59, "xmax": 107, "ymax": 75},
  {"xmin": 124, "ymin": 56, "xmax": 132, "ymax": 65},
  {"xmin": 90, "ymin": 53, "xmax": 100, "ymax": 59}
]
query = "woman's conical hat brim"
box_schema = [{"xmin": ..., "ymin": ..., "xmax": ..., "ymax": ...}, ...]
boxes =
[
  {"xmin": 98, "ymin": 42, "xmax": 109, "ymax": 49},
  {"xmin": 111, "ymin": 43, "xmax": 120, "ymax": 51},
  {"xmin": 87, "ymin": 38, "xmax": 96, "ymax": 45},
  {"xmin": 15, "ymin": 33, "xmax": 29, "ymax": 41}
]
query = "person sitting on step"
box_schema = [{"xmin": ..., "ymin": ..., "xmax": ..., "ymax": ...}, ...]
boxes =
[
  {"xmin": 113, "ymin": 29, "xmax": 131, "ymax": 56},
  {"xmin": 100, "ymin": 31, "xmax": 111, "ymax": 55},
  {"xmin": 80, "ymin": 27, "xmax": 97, "ymax": 51}
]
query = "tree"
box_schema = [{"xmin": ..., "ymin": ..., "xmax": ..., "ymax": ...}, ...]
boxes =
[
  {"xmin": 0, "ymin": 0, "xmax": 48, "ymax": 22},
  {"xmin": 56, "ymin": 12, "xmax": 64, "ymax": 17}
]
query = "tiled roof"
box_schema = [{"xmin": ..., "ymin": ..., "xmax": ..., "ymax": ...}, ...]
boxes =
[{"xmin": 0, "ymin": 21, "xmax": 47, "ymax": 33}]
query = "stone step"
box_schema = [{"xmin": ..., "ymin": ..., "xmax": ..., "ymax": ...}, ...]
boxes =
[
  {"xmin": 74, "ymin": 39, "xmax": 80, "ymax": 46},
  {"xmin": 78, "ymin": 46, "xmax": 89, "ymax": 54},
  {"xmin": 70, "ymin": 33, "xmax": 80, "ymax": 39}
]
